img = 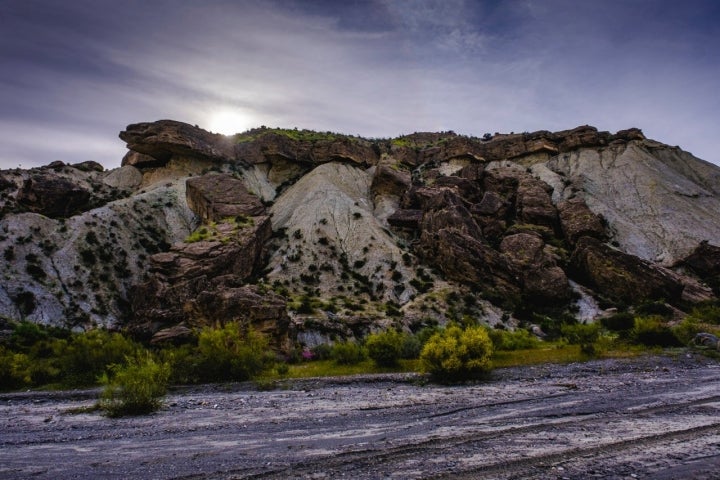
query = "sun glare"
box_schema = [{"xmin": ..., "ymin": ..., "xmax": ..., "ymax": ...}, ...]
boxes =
[{"xmin": 207, "ymin": 110, "xmax": 255, "ymax": 135}]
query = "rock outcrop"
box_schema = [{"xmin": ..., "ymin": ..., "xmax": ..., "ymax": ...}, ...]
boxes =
[{"xmin": 0, "ymin": 120, "xmax": 718, "ymax": 346}]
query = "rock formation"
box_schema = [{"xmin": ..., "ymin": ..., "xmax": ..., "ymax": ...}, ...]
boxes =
[{"xmin": 0, "ymin": 119, "xmax": 718, "ymax": 349}]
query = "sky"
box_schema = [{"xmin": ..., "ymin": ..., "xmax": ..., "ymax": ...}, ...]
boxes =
[{"xmin": 1, "ymin": 0, "xmax": 719, "ymax": 169}]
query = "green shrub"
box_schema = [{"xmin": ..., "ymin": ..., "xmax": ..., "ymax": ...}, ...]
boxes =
[
  {"xmin": 365, "ymin": 330, "xmax": 404, "ymax": 367},
  {"xmin": 194, "ymin": 323, "xmax": 275, "ymax": 382},
  {"xmin": 331, "ymin": 341, "xmax": 366, "ymax": 365},
  {"xmin": 487, "ymin": 328, "xmax": 540, "ymax": 351},
  {"xmin": 561, "ymin": 323, "xmax": 601, "ymax": 345},
  {"xmin": 630, "ymin": 316, "xmax": 681, "ymax": 347},
  {"xmin": 400, "ymin": 333, "xmax": 423, "ymax": 359},
  {"xmin": 687, "ymin": 303, "xmax": 720, "ymax": 325},
  {"xmin": 600, "ymin": 312, "xmax": 635, "ymax": 332},
  {"xmin": 420, "ymin": 325, "xmax": 493, "ymax": 383},
  {"xmin": 57, "ymin": 330, "xmax": 141, "ymax": 386},
  {"xmin": 99, "ymin": 353, "xmax": 170, "ymax": 417},
  {"xmin": 635, "ymin": 301, "xmax": 674, "ymax": 318}
]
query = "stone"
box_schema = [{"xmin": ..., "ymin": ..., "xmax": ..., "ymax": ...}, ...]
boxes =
[
  {"xmin": 387, "ymin": 209, "xmax": 423, "ymax": 229},
  {"xmin": 186, "ymin": 173, "xmax": 265, "ymax": 222},
  {"xmin": 16, "ymin": 174, "xmax": 91, "ymax": 218},
  {"xmin": 120, "ymin": 120, "xmax": 237, "ymax": 165},
  {"xmin": 557, "ymin": 198, "xmax": 607, "ymax": 246},
  {"xmin": 570, "ymin": 237, "xmax": 685, "ymax": 305}
]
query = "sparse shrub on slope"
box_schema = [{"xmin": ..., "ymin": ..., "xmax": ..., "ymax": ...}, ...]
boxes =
[
  {"xmin": 365, "ymin": 330, "xmax": 404, "ymax": 367},
  {"xmin": 600, "ymin": 312, "xmax": 635, "ymax": 332},
  {"xmin": 420, "ymin": 325, "xmax": 493, "ymax": 383},
  {"xmin": 99, "ymin": 352, "xmax": 170, "ymax": 417}
]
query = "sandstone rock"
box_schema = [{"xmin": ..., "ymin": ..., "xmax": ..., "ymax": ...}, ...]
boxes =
[
  {"xmin": 515, "ymin": 177, "xmax": 557, "ymax": 229},
  {"xmin": 557, "ymin": 198, "xmax": 606, "ymax": 246},
  {"xmin": 682, "ymin": 241, "xmax": 720, "ymax": 278},
  {"xmin": 370, "ymin": 165, "xmax": 411, "ymax": 199},
  {"xmin": 150, "ymin": 325, "xmax": 193, "ymax": 345},
  {"xmin": 103, "ymin": 165, "xmax": 143, "ymax": 190},
  {"xmin": 17, "ymin": 174, "xmax": 91, "ymax": 218},
  {"xmin": 121, "ymin": 150, "xmax": 163, "ymax": 168},
  {"xmin": 71, "ymin": 161, "xmax": 104, "ymax": 172},
  {"xmin": 186, "ymin": 173, "xmax": 265, "ymax": 222},
  {"xmin": 120, "ymin": 120, "xmax": 237, "ymax": 165},
  {"xmin": 387, "ymin": 209, "xmax": 423, "ymax": 229},
  {"xmin": 570, "ymin": 237, "xmax": 684, "ymax": 305}
]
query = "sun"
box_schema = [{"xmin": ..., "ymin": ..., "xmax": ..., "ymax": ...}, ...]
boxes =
[{"xmin": 207, "ymin": 110, "xmax": 255, "ymax": 135}]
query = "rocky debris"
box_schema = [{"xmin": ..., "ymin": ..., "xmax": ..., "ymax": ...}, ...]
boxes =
[
  {"xmin": 150, "ymin": 325, "xmax": 193, "ymax": 345},
  {"xmin": 691, "ymin": 332, "xmax": 720, "ymax": 350},
  {"xmin": 681, "ymin": 241, "xmax": 720, "ymax": 296},
  {"xmin": 186, "ymin": 173, "xmax": 265, "ymax": 222},
  {"xmin": 570, "ymin": 237, "xmax": 685, "ymax": 305},
  {"xmin": 16, "ymin": 174, "xmax": 91, "ymax": 218},
  {"xmin": 557, "ymin": 198, "xmax": 607, "ymax": 246},
  {"xmin": 120, "ymin": 120, "xmax": 237, "ymax": 166}
]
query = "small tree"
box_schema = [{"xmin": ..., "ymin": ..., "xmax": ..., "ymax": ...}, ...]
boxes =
[
  {"xmin": 420, "ymin": 325, "xmax": 493, "ymax": 383},
  {"xmin": 195, "ymin": 323, "xmax": 275, "ymax": 382}
]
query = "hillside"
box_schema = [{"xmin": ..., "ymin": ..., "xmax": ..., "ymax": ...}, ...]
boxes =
[{"xmin": 1, "ymin": 120, "xmax": 718, "ymax": 348}]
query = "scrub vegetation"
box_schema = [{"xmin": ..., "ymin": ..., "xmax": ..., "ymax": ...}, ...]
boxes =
[{"xmin": 2, "ymin": 300, "xmax": 720, "ymax": 414}]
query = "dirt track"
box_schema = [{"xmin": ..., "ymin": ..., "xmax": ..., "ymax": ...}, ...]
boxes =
[{"xmin": 2, "ymin": 353, "xmax": 720, "ymax": 479}]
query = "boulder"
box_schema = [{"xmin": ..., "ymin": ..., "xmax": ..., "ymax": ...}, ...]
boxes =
[
  {"xmin": 120, "ymin": 120, "xmax": 237, "ymax": 165},
  {"xmin": 16, "ymin": 174, "xmax": 91, "ymax": 218},
  {"xmin": 570, "ymin": 237, "xmax": 684, "ymax": 305},
  {"xmin": 387, "ymin": 209, "xmax": 423, "ymax": 229},
  {"xmin": 186, "ymin": 173, "xmax": 265, "ymax": 222},
  {"xmin": 557, "ymin": 199, "xmax": 607, "ymax": 246},
  {"xmin": 370, "ymin": 165, "xmax": 411, "ymax": 199},
  {"xmin": 515, "ymin": 177, "xmax": 557, "ymax": 228}
]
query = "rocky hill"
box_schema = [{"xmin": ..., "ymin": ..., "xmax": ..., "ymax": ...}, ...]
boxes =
[{"xmin": 1, "ymin": 120, "xmax": 718, "ymax": 349}]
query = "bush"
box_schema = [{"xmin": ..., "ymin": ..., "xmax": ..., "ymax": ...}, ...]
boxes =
[
  {"xmin": 400, "ymin": 333, "xmax": 423, "ymax": 359},
  {"xmin": 487, "ymin": 328, "xmax": 540, "ymax": 351},
  {"xmin": 630, "ymin": 316, "xmax": 681, "ymax": 347},
  {"xmin": 99, "ymin": 353, "xmax": 170, "ymax": 417},
  {"xmin": 365, "ymin": 330, "xmax": 404, "ymax": 367},
  {"xmin": 57, "ymin": 330, "xmax": 141, "ymax": 386},
  {"xmin": 561, "ymin": 323, "xmax": 601, "ymax": 345},
  {"xmin": 420, "ymin": 325, "xmax": 493, "ymax": 383},
  {"xmin": 194, "ymin": 323, "xmax": 275, "ymax": 382},
  {"xmin": 600, "ymin": 312, "xmax": 635, "ymax": 332},
  {"xmin": 331, "ymin": 341, "xmax": 366, "ymax": 365}
]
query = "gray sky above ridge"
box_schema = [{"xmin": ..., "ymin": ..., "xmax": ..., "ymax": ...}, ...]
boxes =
[{"xmin": 1, "ymin": 0, "xmax": 719, "ymax": 169}]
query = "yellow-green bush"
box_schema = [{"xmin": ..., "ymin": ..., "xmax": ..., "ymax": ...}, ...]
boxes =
[
  {"xmin": 631, "ymin": 316, "xmax": 681, "ymax": 347},
  {"xmin": 194, "ymin": 323, "xmax": 275, "ymax": 382},
  {"xmin": 331, "ymin": 341, "xmax": 366, "ymax": 365},
  {"xmin": 420, "ymin": 325, "xmax": 493, "ymax": 383},
  {"xmin": 487, "ymin": 328, "xmax": 540, "ymax": 351},
  {"xmin": 365, "ymin": 330, "xmax": 404, "ymax": 367},
  {"xmin": 99, "ymin": 353, "xmax": 170, "ymax": 417}
]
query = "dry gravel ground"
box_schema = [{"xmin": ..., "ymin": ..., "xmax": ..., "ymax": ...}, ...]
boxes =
[{"xmin": 2, "ymin": 353, "xmax": 720, "ymax": 479}]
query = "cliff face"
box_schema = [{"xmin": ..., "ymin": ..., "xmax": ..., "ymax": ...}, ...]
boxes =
[{"xmin": 0, "ymin": 121, "xmax": 717, "ymax": 346}]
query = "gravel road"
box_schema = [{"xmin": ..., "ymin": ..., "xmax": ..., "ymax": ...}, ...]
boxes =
[{"xmin": 2, "ymin": 353, "xmax": 720, "ymax": 479}]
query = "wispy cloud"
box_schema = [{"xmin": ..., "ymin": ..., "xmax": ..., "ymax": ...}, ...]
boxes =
[{"xmin": 0, "ymin": 0, "xmax": 718, "ymax": 168}]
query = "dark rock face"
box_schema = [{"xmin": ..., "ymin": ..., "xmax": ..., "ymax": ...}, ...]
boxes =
[
  {"xmin": 186, "ymin": 173, "xmax": 265, "ymax": 222},
  {"xmin": 129, "ymin": 215, "xmax": 289, "ymax": 347},
  {"xmin": 120, "ymin": 120, "xmax": 237, "ymax": 165},
  {"xmin": 371, "ymin": 165, "xmax": 411, "ymax": 199},
  {"xmin": 17, "ymin": 175, "xmax": 91, "ymax": 218},
  {"xmin": 682, "ymin": 241, "xmax": 720, "ymax": 295},
  {"xmin": 557, "ymin": 199, "xmax": 607, "ymax": 246},
  {"xmin": 570, "ymin": 237, "xmax": 685, "ymax": 305}
]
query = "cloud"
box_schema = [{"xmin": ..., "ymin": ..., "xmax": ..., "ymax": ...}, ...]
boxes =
[{"xmin": 0, "ymin": 0, "xmax": 718, "ymax": 169}]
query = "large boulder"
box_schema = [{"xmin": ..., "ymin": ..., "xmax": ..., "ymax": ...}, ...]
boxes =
[
  {"xmin": 16, "ymin": 174, "xmax": 91, "ymax": 218},
  {"xmin": 557, "ymin": 198, "xmax": 607, "ymax": 246},
  {"xmin": 570, "ymin": 237, "xmax": 684, "ymax": 305},
  {"xmin": 119, "ymin": 120, "xmax": 237, "ymax": 165}
]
